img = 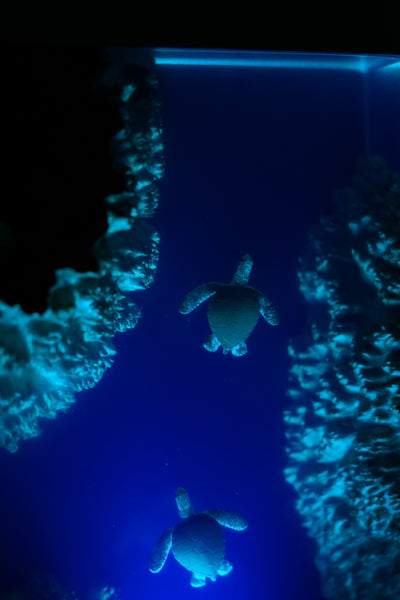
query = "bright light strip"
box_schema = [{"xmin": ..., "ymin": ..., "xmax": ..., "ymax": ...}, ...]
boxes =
[{"xmin": 154, "ymin": 49, "xmax": 400, "ymax": 74}]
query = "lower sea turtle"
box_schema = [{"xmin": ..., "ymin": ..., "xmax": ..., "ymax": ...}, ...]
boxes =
[
  {"xmin": 149, "ymin": 487, "xmax": 248, "ymax": 588},
  {"xmin": 179, "ymin": 254, "xmax": 279, "ymax": 356}
]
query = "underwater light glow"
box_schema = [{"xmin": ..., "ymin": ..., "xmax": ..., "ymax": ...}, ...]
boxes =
[
  {"xmin": 154, "ymin": 49, "xmax": 400, "ymax": 73},
  {"xmin": 378, "ymin": 60, "xmax": 400, "ymax": 73}
]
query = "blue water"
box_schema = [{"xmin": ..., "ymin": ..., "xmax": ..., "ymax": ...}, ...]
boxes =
[{"xmin": 1, "ymin": 49, "xmax": 400, "ymax": 600}]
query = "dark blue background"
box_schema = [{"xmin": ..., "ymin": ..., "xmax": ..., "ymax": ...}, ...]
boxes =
[{"xmin": 1, "ymin": 55, "xmax": 399, "ymax": 599}]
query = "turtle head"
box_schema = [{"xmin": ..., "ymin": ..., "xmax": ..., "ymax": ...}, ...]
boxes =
[
  {"xmin": 175, "ymin": 487, "xmax": 195, "ymax": 519},
  {"xmin": 232, "ymin": 254, "xmax": 253, "ymax": 286}
]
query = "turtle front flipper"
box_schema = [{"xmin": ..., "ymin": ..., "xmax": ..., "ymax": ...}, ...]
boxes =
[
  {"xmin": 205, "ymin": 509, "xmax": 248, "ymax": 531},
  {"xmin": 259, "ymin": 295, "xmax": 279, "ymax": 326},
  {"xmin": 149, "ymin": 527, "xmax": 173, "ymax": 573},
  {"xmin": 179, "ymin": 283, "xmax": 218, "ymax": 314}
]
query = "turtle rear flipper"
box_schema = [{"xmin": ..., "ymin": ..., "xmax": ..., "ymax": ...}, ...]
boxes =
[
  {"xmin": 218, "ymin": 559, "xmax": 233, "ymax": 576},
  {"xmin": 204, "ymin": 333, "xmax": 221, "ymax": 352},
  {"xmin": 231, "ymin": 341, "xmax": 247, "ymax": 356},
  {"xmin": 149, "ymin": 528, "xmax": 173, "ymax": 573},
  {"xmin": 191, "ymin": 573, "xmax": 206, "ymax": 587},
  {"xmin": 205, "ymin": 509, "xmax": 248, "ymax": 531}
]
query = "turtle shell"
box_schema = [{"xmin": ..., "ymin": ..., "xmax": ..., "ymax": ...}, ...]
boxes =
[
  {"xmin": 207, "ymin": 284, "xmax": 260, "ymax": 349},
  {"xmin": 172, "ymin": 513, "xmax": 225, "ymax": 578}
]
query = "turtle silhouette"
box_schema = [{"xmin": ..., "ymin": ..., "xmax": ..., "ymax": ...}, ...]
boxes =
[
  {"xmin": 149, "ymin": 487, "xmax": 248, "ymax": 588},
  {"xmin": 179, "ymin": 254, "xmax": 279, "ymax": 356}
]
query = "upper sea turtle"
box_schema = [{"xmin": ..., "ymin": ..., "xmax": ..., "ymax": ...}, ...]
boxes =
[
  {"xmin": 149, "ymin": 487, "xmax": 248, "ymax": 588},
  {"xmin": 179, "ymin": 254, "xmax": 279, "ymax": 356}
]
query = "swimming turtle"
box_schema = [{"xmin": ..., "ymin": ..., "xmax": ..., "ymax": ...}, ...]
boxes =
[
  {"xmin": 149, "ymin": 487, "xmax": 248, "ymax": 588},
  {"xmin": 179, "ymin": 254, "xmax": 279, "ymax": 356}
]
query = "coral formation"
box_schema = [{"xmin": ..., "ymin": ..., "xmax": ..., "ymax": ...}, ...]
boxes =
[
  {"xmin": 0, "ymin": 50, "xmax": 163, "ymax": 452},
  {"xmin": 285, "ymin": 156, "xmax": 400, "ymax": 599}
]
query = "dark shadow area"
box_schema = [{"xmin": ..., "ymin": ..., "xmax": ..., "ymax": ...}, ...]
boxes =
[{"xmin": 0, "ymin": 44, "xmax": 125, "ymax": 313}]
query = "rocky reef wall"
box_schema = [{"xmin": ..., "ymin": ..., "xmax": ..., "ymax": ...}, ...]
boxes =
[
  {"xmin": 286, "ymin": 156, "xmax": 400, "ymax": 599},
  {"xmin": 0, "ymin": 49, "xmax": 163, "ymax": 452}
]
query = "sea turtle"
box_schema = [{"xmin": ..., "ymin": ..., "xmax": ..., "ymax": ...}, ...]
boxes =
[
  {"xmin": 149, "ymin": 487, "xmax": 248, "ymax": 588},
  {"xmin": 179, "ymin": 254, "xmax": 279, "ymax": 356}
]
